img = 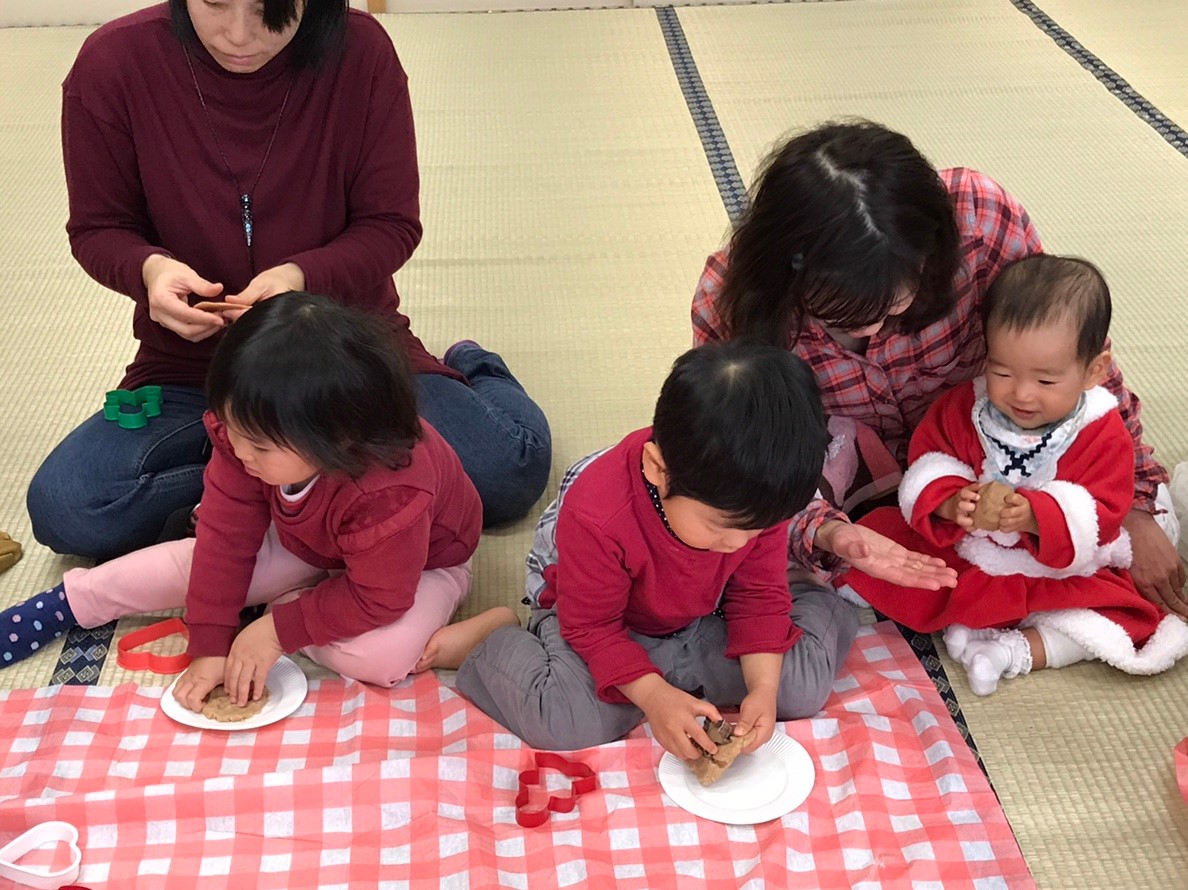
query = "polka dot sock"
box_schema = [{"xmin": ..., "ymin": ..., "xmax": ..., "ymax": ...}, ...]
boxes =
[{"xmin": 1, "ymin": 583, "xmax": 75, "ymax": 667}]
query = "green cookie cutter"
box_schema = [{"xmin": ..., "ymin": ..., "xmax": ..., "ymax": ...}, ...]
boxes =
[{"xmin": 103, "ymin": 386, "xmax": 164, "ymax": 430}]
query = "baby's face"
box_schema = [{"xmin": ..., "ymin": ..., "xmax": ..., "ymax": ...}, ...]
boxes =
[{"xmin": 984, "ymin": 319, "xmax": 1099, "ymax": 429}]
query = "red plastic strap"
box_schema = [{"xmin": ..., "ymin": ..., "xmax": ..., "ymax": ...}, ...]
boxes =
[
  {"xmin": 514, "ymin": 751, "xmax": 597, "ymax": 828},
  {"xmin": 115, "ymin": 618, "xmax": 192, "ymax": 674}
]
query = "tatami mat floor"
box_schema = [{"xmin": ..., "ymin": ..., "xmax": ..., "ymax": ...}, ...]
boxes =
[{"xmin": 1, "ymin": 1, "xmax": 1186, "ymax": 887}]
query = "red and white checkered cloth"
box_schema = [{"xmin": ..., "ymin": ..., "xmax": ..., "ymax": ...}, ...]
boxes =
[{"xmin": 0, "ymin": 623, "xmax": 1032, "ymax": 889}]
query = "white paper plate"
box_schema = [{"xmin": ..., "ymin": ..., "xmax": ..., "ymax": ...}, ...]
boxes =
[
  {"xmin": 160, "ymin": 656, "xmax": 308, "ymax": 731},
  {"xmin": 658, "ymin": 732, "xmax": 815, "ymax": 824}
]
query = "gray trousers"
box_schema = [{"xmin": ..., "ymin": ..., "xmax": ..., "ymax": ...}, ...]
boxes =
[{"xmin": 455, "ymin": 583, "xmax": 859, "ymax": 751}]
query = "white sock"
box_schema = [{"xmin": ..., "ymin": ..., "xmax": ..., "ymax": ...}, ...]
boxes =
[
  {"xmin": 963, "ymin": 630, "xmax": 1032, "ymax": 696},
  {"xmin": 942, "ymin": 624, "xmax": 1002, "ymax": 662},
  {"xmin": 1034, "ymin": 624, "xmax": 1095, "ymax": 669}
]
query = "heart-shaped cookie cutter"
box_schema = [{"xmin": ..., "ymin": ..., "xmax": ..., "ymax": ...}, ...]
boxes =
[
  {"xmin": 116, "ymin": 617, "xmax": 191, "ymax": 674},
  {"xmin": 103, "ymin": 386, "xmax": 163, "ymax": 430},
  {"xmin": 0, "ymin": 821, "xmax": 82, "ymax": 889},
  {"xmin": 514, "ymin": 751, "xmax": 597, "ymax": 828}
]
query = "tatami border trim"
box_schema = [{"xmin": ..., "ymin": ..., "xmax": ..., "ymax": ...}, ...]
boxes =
[{"xmin": 1010, "ymin": 0, "xmax": 1188, "ymax": 158}]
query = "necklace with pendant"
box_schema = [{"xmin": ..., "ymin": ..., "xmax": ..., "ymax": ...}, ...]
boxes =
[{"xmin": 185, "ymin": 51, "xmax": 294, "ymax": 274}]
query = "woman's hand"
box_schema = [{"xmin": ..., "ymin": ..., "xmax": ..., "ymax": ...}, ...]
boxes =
[
  {"xmin": 1125, "ymin": 509, "xmax": 1188, "ymax": 618},
  {"xmin": 821, "ymin": 520, "xmax": 958, "ymax": 589},
  {"xmin": 142, "ymin": 254, "xmax": 226, "ymax": 342},
  {"xmin": 223, "ymin": 263, "xmax": 306, "ymax": 317},
  {"xmin": 172, "ymin": 656, "xmax": 227, "ymax": 713},
  {"xmin": 224, "ymin": 614, "xmax": 284, "ymax": 707},
  {"xmin": 620, "ymin": 674, "xmax": 722, "ymax": 761}
]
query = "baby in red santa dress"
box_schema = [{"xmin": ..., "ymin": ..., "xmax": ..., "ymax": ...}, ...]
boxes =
[{"xmin": 840, "ymin": 253, "xmax": 1188, "ymax": 694}]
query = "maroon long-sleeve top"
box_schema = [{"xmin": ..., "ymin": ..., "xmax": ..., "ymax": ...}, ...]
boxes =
[
  {"xmin": 185, "ymin": 414, "xmax": 482, "ymax": 657},
  {"xmin": 539, "ymin": 429, "xmax": 803, "ymax": 703},
  {"xmin": 62, "ymin": 5, "xmax": 453, "ymax": 388}
]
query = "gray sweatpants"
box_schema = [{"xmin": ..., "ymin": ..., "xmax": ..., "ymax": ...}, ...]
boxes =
[{"xmin": 455, "ymin": 583, "xmax": 858, "ymax": 751}]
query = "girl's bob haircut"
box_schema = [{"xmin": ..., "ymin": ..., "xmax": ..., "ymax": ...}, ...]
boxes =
[{"xmin": 206, "ymin": 291, "xmax": 422, "ymax": 478}]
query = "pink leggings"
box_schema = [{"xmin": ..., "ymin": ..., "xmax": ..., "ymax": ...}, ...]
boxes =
[{"xmin": 63, "ymin": 527, "xmax": 472, "ymax": 687}]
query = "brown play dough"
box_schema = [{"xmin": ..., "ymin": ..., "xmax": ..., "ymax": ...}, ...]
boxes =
[
  {"xmin": 689, "ymin": 718, "xmax": 758, "ymax": 787},
  {"xmin": 972, "ymin": 481, "xmax": 1014, "ymax": 531},
  {"xmin": 201, "ymin": 684, "xmax": 271, "ymax": 722},
  {"xmin": 0, "ymin": 531, "xmax": 21, "ymax": 575}
]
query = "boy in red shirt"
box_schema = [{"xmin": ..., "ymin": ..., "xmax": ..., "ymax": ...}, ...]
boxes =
[{"xmin": 420, "ymin": 343, "xmax": 858, "ymax": 757}]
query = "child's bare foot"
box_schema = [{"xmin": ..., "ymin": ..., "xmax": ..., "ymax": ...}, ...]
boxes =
[{"xmin": 414, "ymin": 607, "xmax": 519, "ymax": 673}]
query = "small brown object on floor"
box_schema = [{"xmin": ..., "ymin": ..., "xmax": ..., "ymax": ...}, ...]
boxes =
[
  {"xmin": 972, "ymin": 481, "xmax": 1014, "ymax": 531},
  {"xmin": 192, "ymin": 301, "xmax": 240, "ymax": 313},
  {"xmin": 0, "ymin": 531, "xmax": 22, "ymax": 574},
  {"xmin": 201, "ymin": 684, "xmax": 271, "ymax": 722},
  {"xmin": 688, "ymin": 718, "xmax": 757, "ymax": 786}
]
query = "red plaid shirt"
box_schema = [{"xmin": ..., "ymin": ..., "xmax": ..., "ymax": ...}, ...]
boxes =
[{"xmin": 692, "ymin": 167, "xmax": 1167, "ymax": 572}]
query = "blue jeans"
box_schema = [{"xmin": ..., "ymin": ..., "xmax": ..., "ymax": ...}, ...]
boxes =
[
  {"xmin": 27, "ymin": 344, "xmax": 551, "ymax": 559},
  {"xmin": 26, "ymin": 385, "xmax": 211, "ymax": 561},
  {"xmin": 417, "ymin": 342, "xmax": 551, "ymax": 527}
]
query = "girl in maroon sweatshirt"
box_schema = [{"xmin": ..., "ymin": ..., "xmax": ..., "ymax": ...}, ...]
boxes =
[{"xmin": 4, "ymin": 294, "xmax": 482, "ymax": 708}]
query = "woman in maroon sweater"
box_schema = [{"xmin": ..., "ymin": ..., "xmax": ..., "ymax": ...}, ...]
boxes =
[{"xmin": 26, "ymin": 0, "xmax": 550, "ymax": 560}]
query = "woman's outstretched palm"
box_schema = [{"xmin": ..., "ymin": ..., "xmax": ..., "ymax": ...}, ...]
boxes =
[{"xmin": 831, "ymin": 522, "xmax": 957, "ymax": 590}]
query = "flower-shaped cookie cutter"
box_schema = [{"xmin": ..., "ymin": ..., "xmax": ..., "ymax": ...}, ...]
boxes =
[
  {"xmin": 116, "ymin": 617, "xmax": 191, "ymax": 674},
  {"xmin": 0, "ymin": 821, "xmax": 82, "ymax": 889},
  {"xmin": 103, "ymin": 386, "xmax": 163, "ymax": 430},
  {"xmin": 514, "ymin": 751, "xmax": 597, "ymax": 828}
]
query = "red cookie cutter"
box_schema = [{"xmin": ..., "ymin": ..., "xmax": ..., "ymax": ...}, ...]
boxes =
[
  {"xmin": 115, "ymin": 618, "xmax": 192, "ymax": 674},
  {"xmin": 514, "ymin": 751, "xmax": 597, "ymax": 828}
]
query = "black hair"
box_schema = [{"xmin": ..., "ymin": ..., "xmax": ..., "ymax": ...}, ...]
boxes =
[
  {"xmin": 717, "ymin": 119, "xmax": 961, "ymax": 346},
  {"xmin": 206, "ymin": 292, "xmax": 422, "ymax": 478},
  {"xmin": 170, "ymin": 0, "xmax": 347, "ymax": 70},
  {"xmin": 651, "ymin": 341, "xmax": 828, "ymax": 529},
  {"xmin": 982, "ymin": 254, "xmax": 1111, "ymax": 364}
]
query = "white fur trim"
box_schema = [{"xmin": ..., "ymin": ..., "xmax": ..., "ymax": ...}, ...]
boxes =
[
  {"xmin": 956, "ymin": 528, "xmax": 1131, "ymax": 579},
  {"xmin": 1024, "ymin": 610, "xmax": 1188, "ymax": 675},
  {"xmin": 1156, "ymin": 481, "xmax": 1181, "ymax": 548},
  {"xmin": 1036, "ymin": 480, "xmax": 1103, "ymax": 573},
  {"xmin": 1081, "ymin": 385, "xmax": 1120, "ymax": 427},
  {"xmin": 900, "ymin": 452, "xmax": 976, "ymax": 525},
  {"xmin": 955, "ymin": 477, "xmax": 1131, "ymax": 578}
]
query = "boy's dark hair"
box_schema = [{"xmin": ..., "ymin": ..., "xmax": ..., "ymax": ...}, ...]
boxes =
[
  {"xmin": 206, "ymin": 292, "xmax": 422, "ymax": 478},
  {"xmin": 982, "ymin": 254, "xmax": 1111, "ymax": 364},
  {"xmin": 652, "ymin": 342, "xmax": 828, "ymax": 530},
  {"xmin": 169, "ymin": 0, "xmax": 347, "ymax": 70},
  {"xmin": 718, "ymin": 119, "xmax": 960, "ymax": 346}
]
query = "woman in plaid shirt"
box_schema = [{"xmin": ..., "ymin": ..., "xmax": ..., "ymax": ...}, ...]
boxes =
[{"xmin": 691, "ymin": 120, "xmax": 1185, "ymax": 618}]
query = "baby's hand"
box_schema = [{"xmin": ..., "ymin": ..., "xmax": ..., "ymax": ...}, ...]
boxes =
[
  {"xmin": 937, "ymin": 483, "xmax": 980, "ymax": 529},
  {"xmin": 996, "ymin": 491, "xmax": 1037, "ymax": 535},
  {"xmin": 954, "ymin": 483, "xmax": 981, "ymax": 529},
  {"xmin": 173, "ymin": 656, "xmax": 226, "ymax": 713}
]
